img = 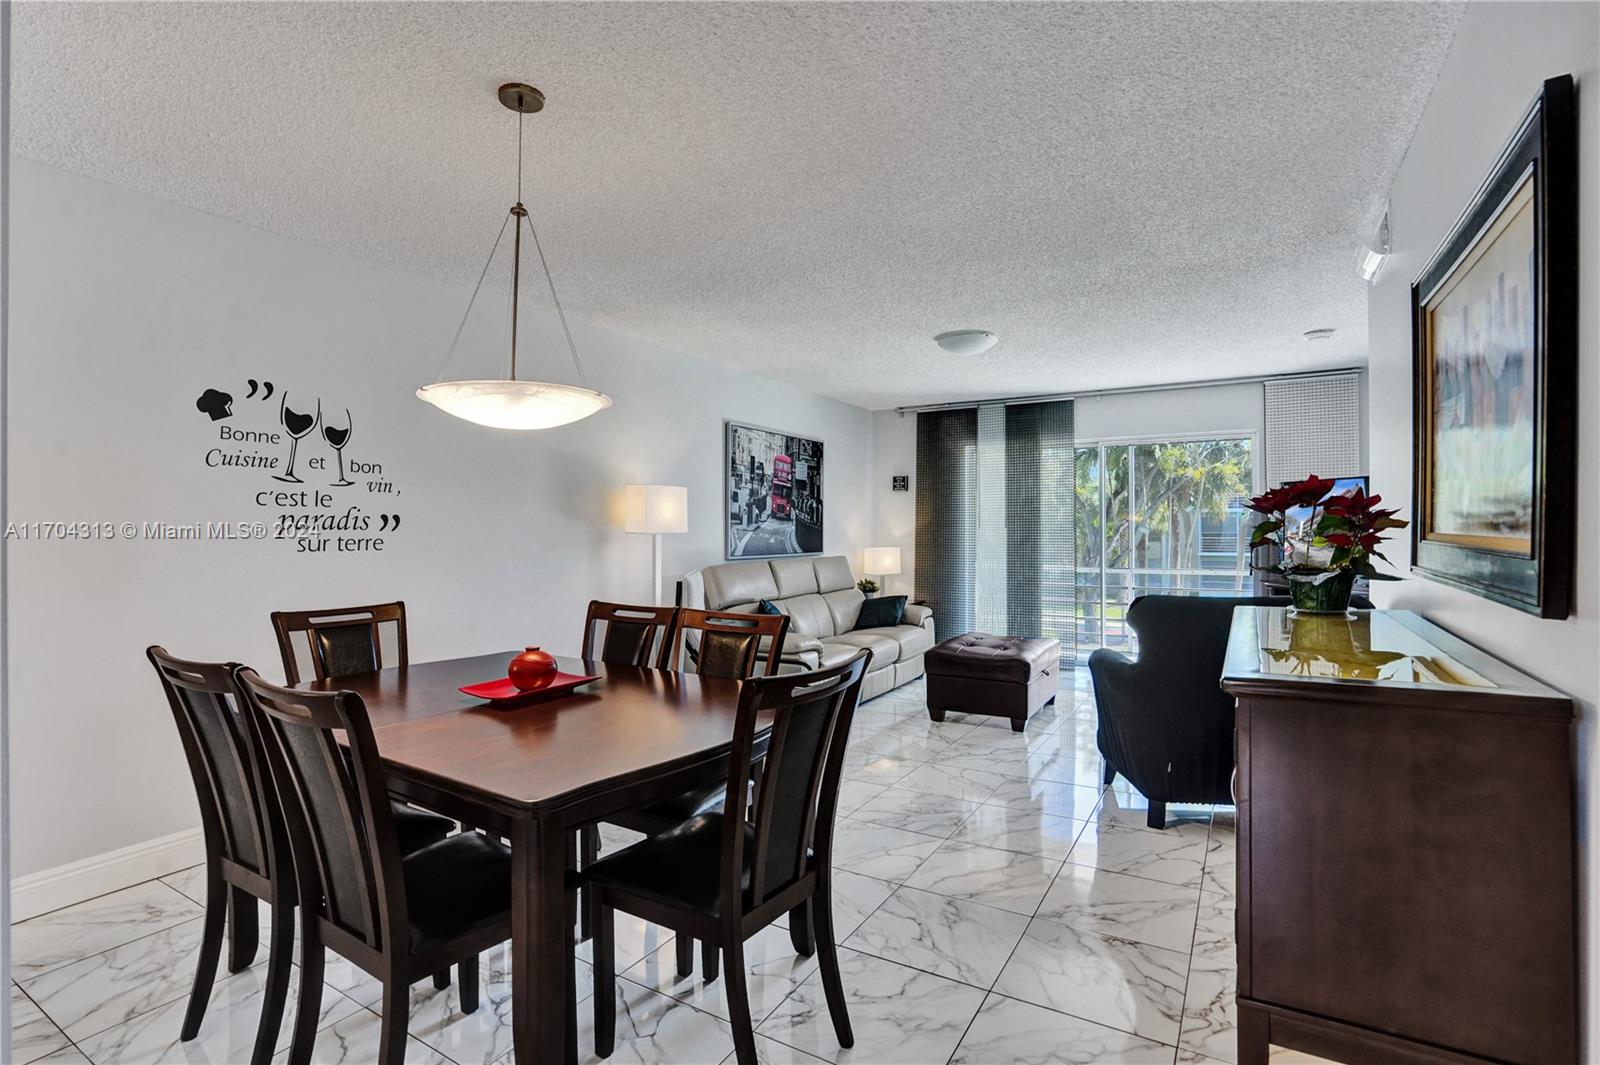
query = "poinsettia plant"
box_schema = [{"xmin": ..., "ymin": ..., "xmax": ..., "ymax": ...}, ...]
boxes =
[{"xmin": 1247, "ymin": 475, "xmax": 1408, "ymax": 582}]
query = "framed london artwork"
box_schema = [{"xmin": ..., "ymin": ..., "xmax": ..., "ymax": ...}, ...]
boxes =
[
  {"xmin": 725, "ymin": 421, "xmax": 825, "ymax": 559},
  {"xmin": 1411, "ymin": 74, "xmax": 1576, "ymax": 618}
]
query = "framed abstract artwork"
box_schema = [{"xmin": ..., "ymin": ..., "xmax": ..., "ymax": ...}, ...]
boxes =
[
  {"xmin": 725, "ymin": 421, "xmax": 824, "ymax": 558},
  {"xmin": 1411, "ymin": 74, "xmax": 1576, "ymax": 618}
]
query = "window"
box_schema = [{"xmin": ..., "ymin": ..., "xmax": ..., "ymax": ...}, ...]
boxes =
[{"xmin": 1074, "ymin": 435, "xmax": 1256, "ymax": 657}]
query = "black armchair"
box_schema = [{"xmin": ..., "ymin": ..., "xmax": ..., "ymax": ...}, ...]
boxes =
[{"xmin": 1088, "ymin": 594, "xmax": 1364, "ymax": 829}]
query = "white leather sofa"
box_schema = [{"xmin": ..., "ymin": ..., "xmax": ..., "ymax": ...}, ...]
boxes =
[{"xmin": 680, "ymin": 556, "xmax": 935, "ymax": 701}]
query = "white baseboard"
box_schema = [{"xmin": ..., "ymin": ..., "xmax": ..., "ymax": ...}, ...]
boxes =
[{"xmin": 11, "ymin": 827, "xmax": 206, "ymax": 922}]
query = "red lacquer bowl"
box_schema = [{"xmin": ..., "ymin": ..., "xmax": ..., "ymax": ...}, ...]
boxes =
[{"xmin": 508, "ymin": 646, "xmax": 558, "ymax": 690}]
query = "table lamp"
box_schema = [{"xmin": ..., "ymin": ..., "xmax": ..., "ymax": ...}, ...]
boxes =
[
  {"xmin": 862, "ymin": 546, "xmax": 902, "ymax": 596},
  {"xmin": 625, "ymin": 485, "xmax": 688, "ymax": 605}
]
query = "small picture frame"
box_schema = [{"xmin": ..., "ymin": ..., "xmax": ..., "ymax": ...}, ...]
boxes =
[{"xmin": 892, "ymin": 475, "xmax": 909, "ymax": 492}]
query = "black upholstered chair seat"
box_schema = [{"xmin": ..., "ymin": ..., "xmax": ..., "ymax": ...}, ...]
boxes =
[
  {"xmin": 625, "ymin": 783, "xmax": 727, "ymax": 831},
  {"xmin": 402, "ymin": 833, "xmax": 513, "ymax": 954},
  {"xmin": 586, "ymin": 813, "xmax": 782, "ymax": 916},
  {"xmin": 391, "ymin": 803, "xmax": 455, "ymax": 855}
]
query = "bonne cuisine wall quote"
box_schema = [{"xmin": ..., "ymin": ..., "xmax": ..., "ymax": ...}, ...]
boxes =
[{"xmin": 197, "ymin": 377, "xmax": 402, "ymax": 554}]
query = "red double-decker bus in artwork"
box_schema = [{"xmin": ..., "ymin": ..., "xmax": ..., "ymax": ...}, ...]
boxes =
[{"xmin": 770, "ymin": 454, "xmax": 794, "ymax": 519}]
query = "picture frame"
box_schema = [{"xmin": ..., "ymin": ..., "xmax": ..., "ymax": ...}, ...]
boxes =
[
  {"xmin": 1410, "ymin": 74, "xmax": 1576, "ymax": 619},
  {"xmin": 725, "ymin": 420, "xmax": 825, "ymax": 559}
]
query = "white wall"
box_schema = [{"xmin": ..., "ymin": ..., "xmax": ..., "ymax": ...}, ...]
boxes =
[
  {"xmin": 1365, "ymin": 2, "xmax": 1600, "ymax": 1053},
  {"xmin": 871, "ymin": 410, "xmax": 917, "ymax": 600},
  {"xmin": 5, "ymin": 159, "xmax": 874, "ymax": 884}
]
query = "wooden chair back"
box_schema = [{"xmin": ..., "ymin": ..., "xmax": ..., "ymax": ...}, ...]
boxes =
[
  {"xmin": 722, "ymin": 649, "xmax": 868, "ymax": 911},
  {"xmin": 270, "ymin": 602, "xmax": 407, "ymax": 686},
  {"xmin": 663, "ymin": 608, "xmax": 789, "ymax": 679},
  {"xmin": 581, "ymin": 601, "xmax": 678, "ymax": 667},
  {"xmin": 233, "ymin": 668, "xmax": 405, "ymax": 960},
  {"xmin": 147, "ymin": 646, "xmax": 282, "ymax": 890}
]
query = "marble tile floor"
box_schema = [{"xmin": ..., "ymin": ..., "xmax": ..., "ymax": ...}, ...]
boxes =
[{"xmin": 10, "ymin": 671, "xmax": 1329, "ymax": 1065}]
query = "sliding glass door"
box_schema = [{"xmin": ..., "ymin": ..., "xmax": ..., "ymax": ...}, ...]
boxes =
[{"xmin": 1074, "ymin": 435, "xmax": 1257, "ymax": 656}]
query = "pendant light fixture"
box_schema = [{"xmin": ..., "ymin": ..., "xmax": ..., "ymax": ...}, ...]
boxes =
[{"xmin": 417, "ymin": 83, "xmax": 612, "ymax": 430}]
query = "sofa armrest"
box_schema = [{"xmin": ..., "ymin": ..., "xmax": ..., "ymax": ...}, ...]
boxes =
[
  {"xmin": 779, "ymin": 649, "xmax": 822, "ymax": 672},
  {"xmin": 755, "ymin": 632, "xmax": 823, "ymax": 653},
  {"xmin": 782, "ymin": 632, "xmax": 824, "ymax": 655},
  {"xmin": 756, "ymin": 632, "xmax": 824, "ymax": 670},
  {"xmin": 1087, "ymin": 646, "xmax": 1234, "ymax": 805},
  {"xmin": 904, "ymin": 603, "xmax": 933, "ymax": 626}
]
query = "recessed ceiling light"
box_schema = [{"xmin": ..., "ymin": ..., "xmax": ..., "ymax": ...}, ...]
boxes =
[
  {"xmin": 1303, "ymin": 328, "xmax": 1336, "ymax": 341},
  {"xmin": 934, "ymin": 330, "xmax": 998, "ymax": 356}
]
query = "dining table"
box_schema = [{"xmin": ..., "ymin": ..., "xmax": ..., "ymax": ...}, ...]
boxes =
[{"xmin": 300, "ymin": 650, "xmax": 767, "ymax": 1065}]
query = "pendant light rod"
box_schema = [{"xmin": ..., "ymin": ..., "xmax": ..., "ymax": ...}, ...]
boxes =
[
  {"xmin": 523, "ymin": 210, "xmax": 589, "ymax": 387},
  {"xmin": 417, "ymin": 81, "xmax": 612, "ymax": 432},
  {"xmin": 509, "ymin": 203, "xmax": 523, "ymax": 381},
  {"xmin": 509, "ymin": 111, "xmax": 526, "ymax": 381},
  {"xmin": 433, "ymin": 212, "xmax": 512, "ymax": 384}
]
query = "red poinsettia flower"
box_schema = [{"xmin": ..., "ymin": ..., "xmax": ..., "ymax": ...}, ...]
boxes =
[
  {"xmin": 1285, "ymin": 475, "xmax": 1338, "ymax": 509},
  {"xmin": 1246, "ymin": 485, "xmax": 1295, "ymax": 515},
  {"xmin": 1371, "ymin": 507, "xmax": 1408, "ymax": 531},
  {"xmin": 1321, "ymin": 489, "xmax": 1365, "ymax": 515},
  {"xmin": 1323, "ymin": 532, "xmax": 1356, "ymax": 547}
]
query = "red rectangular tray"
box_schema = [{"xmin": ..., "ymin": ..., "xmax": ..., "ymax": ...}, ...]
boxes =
[{"xmin": 459, "ymin": 671, "xmax": 600, "ymax": 707}]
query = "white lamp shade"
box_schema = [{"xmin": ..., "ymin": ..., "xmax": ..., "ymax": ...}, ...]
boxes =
[
  {"xmin": 863, "ymin": 546, "xmax": 902, "ymax": 576},
  {"xmin": 624, "ymin": 485, "xmax": 689, "ymax": 534},
  {"xmin": 416, "ymin": 380, "xmax": 612, "ymax": 430}
]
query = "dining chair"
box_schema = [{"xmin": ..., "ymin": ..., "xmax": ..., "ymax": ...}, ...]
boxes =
[
  {"xmin": 234, "ymin": 667, "xmax": 515, "ymax": 1065},
  {"xmin": 270, "ymin": 599, "xmax": 468, "ymax": 932},
  {"xmin": 270, "ymin": 601, "xmax": 408, "ymax": 686},
  {"xmin": 580, "ymin": 600, "xmax": 678, "ymax": 667},
  {"xmin": 583, "ymin": 649, "xmax": 870, "ymax": 1065},
  {"xmin": 147, "ymin": 647, "xmax": 454, "ymax": 1065},
  {"xmin": 658, "ymin": 606, "xmax": 789, "ymax": 678},
  {"xmin": 572, "ymin": 601, "xmax": 681, "ymax": 938},
  {"xmin": 602, "ymin": 606, "xmax": 792, "ymax": 977}
]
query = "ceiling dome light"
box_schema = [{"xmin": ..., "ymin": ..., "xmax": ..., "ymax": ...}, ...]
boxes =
[
  {"xmin": 934, "ymin": 330, "xmax": 998, "ymax": 356},
  {"xmin": 419, "ymin": 83, "xmax": 612, "ymax": 431}
]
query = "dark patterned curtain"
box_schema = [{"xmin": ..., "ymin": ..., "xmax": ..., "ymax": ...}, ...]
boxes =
[
  {"xmin": 915, "ymin": 401, "xmax": 1075, "ymax": 658},
  {"xmin": 1005, "ymin": 401, "xmax": 1076, "ymax": 659},
  {"xmin": 914, "ymin": 409, "xmax": 977, "ymax": 640}
]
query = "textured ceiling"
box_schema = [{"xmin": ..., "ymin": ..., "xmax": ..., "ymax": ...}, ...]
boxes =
[{"xmin": 12, "ymin": 2, "xmax": 1461, "ymax": 409}]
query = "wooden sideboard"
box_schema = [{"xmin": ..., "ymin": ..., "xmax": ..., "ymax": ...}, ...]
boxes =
[{"xmin": 1221, "ymin": 607, "xmax": 1577, "ymax": 1065}]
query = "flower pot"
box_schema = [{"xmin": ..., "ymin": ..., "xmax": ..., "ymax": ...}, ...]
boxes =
[
  {"xmin": 1288, "ymin": 570, "xmax": 1357, "ymax": 615},
  {"xmin": 508, "ymin": 646, "xmax": 557, "ymax": 690}
]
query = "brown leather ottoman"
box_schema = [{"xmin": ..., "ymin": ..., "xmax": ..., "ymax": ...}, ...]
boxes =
[{"xmin": 925, "ymin": 633, "xmax": 1061, "ymax": 732}]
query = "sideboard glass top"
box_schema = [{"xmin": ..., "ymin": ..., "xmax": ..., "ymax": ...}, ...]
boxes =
[{"xmin": 1222, "ymin": 607, "xmax": 1566, "ymax": 700}]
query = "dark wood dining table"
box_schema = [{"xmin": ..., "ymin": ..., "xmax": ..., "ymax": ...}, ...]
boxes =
[{"xmin": 301, "ymin": 651, "xmax": 764, "ymax": 1065}]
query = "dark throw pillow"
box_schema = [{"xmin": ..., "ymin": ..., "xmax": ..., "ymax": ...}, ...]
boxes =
[
  {"xmin": 854, "ymin": 595, "xmax": 906, "ymax": 630},
  {"xmin": 755, "ymin": 598, "xmax": 784, "ymax": 616}
]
